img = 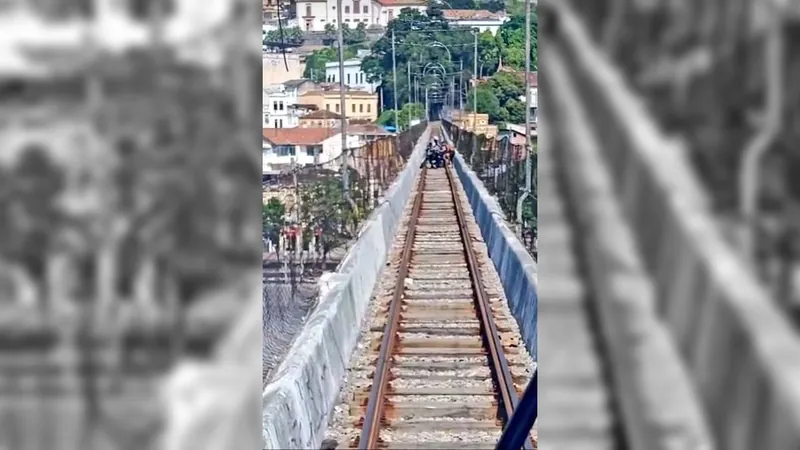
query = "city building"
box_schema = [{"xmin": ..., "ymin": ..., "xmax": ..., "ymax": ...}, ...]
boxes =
[
  {"xmin": 299, "ymin": 88, "xmax": 378, "ymax": 122},
  {"xmin": 298, "ymin": 110, "xmax": 343, "ymax": 128},
  {"xmin": 348, "ymin": 124, "xmax": 394, "ymax": 145},
  {"xmin": 372, "ymin": 0, "xmax": 427, "ymax": 26},
  {"xmin": 262, "ymin": 127, "xmax": 360, "ymax": 173},
  {"xmin": 518, "ymin": 71, "xmax": 538, "ymax": 127},
  {"xmin": 263, "ymin": 53, "xmax": 305, "ymax": 86},
  {"xmin": 447, "ymin": 110, "xmax": 498, "ymax": 137},
  {"xmin": 294, "ymin": 0, "xmax": 427, "ymax": 31},
  {"xmin": 263, "ymin": 79, "xmax": 318, "ymax": 128},
  {"xmin": 441, "ymin": 9, "xmax": 509, "ymax": 35},
  {"xmin": 325, "ymin": 58, "xmax": 378, "ymax": 93}
]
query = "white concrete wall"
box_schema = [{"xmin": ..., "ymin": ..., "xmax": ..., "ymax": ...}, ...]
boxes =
[{"xmin": 297, "ymin": 1, "xmax": 328, "ymax": 31}]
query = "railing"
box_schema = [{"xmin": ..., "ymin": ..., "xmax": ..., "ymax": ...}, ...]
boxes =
[
  {"xmin": 442, "ymin": 120, "xmax": 537, "ymax": 256},
  {"xmin": 496, "ymin": 372, "xmax": 538, "ymax": 450}
]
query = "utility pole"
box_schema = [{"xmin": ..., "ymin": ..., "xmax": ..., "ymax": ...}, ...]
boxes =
[
  {"xmin": 407, "ymin": 60, "xmax": 412, "ymax": 128},
  {"xmin": 471, "ymin": 30, "xmax": 478, "ymax": 165},
  {"xmin": 459, "ymin": 60, "xmax": 464, "ymax": 111},
  {"xmin": 516, "ymin": 0, "xmax": 533, "ymax": 234},
  {"xmin": 392, "ymin": 29, "xmax": 399, "ymax": 131},
  {"xmin": 336, "ymin": 5, "xmax": 353, "ymax": 209}
]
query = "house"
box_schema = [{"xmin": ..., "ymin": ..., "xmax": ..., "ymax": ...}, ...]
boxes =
[
  {"xmin": 325, "ymin": 58, "xmax": 378, "ymax": 94},
  {"xmin": 441, "ymin": 9, "xmax": 509, "ymax": 35},
  {"xmin": 447, "ymin": 110, "xmax": 498, "ymax": 137},
  {"xmin": 299, "ymin": 88, "xmax": 378, "ymax": 122},
  {"xmin": 263, "ymin": 79, "xmax": 318, "ymax": 128},
  {"xmin": 294, "ymin": 0, "xmax": 427, "ymax": 31},
  {"xmin": 263, "ymin": 54, "xmax": 305, "ymax": 86},
  {"xmin": 262, "ymin": 128, "xmax": 360, "ymax": 173},
  {"xmin": 517, "ymin": 71, "xmax": 538, "ymax": 127},
  {"xmin": 372, "ymin": 0, "xmax": 427, "ymax": 26},
  {"xmin": 299, "ymin": 110, "xmax": 344, "ymax": 128},
  {"xmin": 348, "ymin": 124, "xmax": 394, "ymax": 145}
]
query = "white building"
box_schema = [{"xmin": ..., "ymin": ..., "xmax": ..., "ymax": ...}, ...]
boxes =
[
  {"xmin": 263, "ymin": 79, "xmax": 317, "ymax": 128},
  {"xmin": 518, "ymin": 71, "xmax": 538, "ymax": 126},
  {"xmin": 325, "ymin": 58, "xmax": 378, "ymax": 93},
  {"xmin": 295, "ymin": 0, "xmax": 426, "ymax": 31},
  {"xmin": 262, "ymin": 127, "xmax": 361, "ymax": 173},
  {"xmin": 441, "ymin": 10, "xmax": 509, "ymax": 35},
  {"xmin": 372, "ymin": 0, "xmax": 427, "ymax": 27}
]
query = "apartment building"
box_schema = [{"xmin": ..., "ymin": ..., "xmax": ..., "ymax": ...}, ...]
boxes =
[
  {"xmin": 372, "ymin": 0, "xmax": 427, "ymax": 26},
  {"xmin": 298, "ymin": 110, "xmax": 343, "ymax": 128},
  {"xmin": 325, "ymin": 58, "xmax": 378, "ymax": 94},
  {"xmin": 448, "ymin": 110, "xmax": 498, "ymax": 137},
  {"xmin": 299, "ymin": 88, "xmax": 378, "ymax": 122},
  {"xmin": 262, "ymin": 127, "xmax": 360, "ymax": 173},
  {"xmin": 263, "ymin": 79, "xmax": 317, "ymax": 128},
  {"xmin": 295, "ymin": 0, "xmax": 426, "ymax": 31},
  {"xmin": 441, "ymin": 9, "xmax": 509, "ymax": 35}
]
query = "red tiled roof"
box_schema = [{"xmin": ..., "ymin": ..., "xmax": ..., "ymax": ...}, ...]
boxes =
[
  {"xmin": 374, "ymin": 0, "xmax": 426, "ymax": 5},
  {"xmin": 348, "ymin": 124, "xmax": 392, "ymax": 135},
  {"xmin": 262, "ymin": 128, "xmax": 337, "ymax": 145},
  {"xmin": 442, "ymin": 9, "xmax": 506, "ymax": 21},
  {"xmin": 301, "ymin": 110, "xmax": 343, "ymax": 120}
]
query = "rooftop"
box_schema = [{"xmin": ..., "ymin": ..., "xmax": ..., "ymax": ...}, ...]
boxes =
[
  {"xmin": 348, "ymin": 124, "xmax": 393, "ymax": 135},
  {"xmin": 373, "ymin": 0, "xmax": 427, "ymax": 5},
  {"xmin": 262, "ymin": 127, "xmax": 337, "ymax": 145},
  {"xmin": 325, "ymin": 58, "xmax": 363, "ymax": 68},
  {"xmin": 284, "ymin": 79, "xmax": 312, "ymax": 88},
  {"xmin": 301, "ymin": 88, "xmax": 376, "ymax": 97},
  {"xmin": 441, "ymin": 9, "xmax": 507, "ymax": 21},
  {"xmin": 301, "ymin": 110, "xmax": 343, "ymax": 120}
]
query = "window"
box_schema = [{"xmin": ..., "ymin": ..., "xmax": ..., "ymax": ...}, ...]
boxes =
[
  {"xmin": 345, "ymin": 18, "xmax": 349, "ymax": 22},
  {"xmin": 388, "ymin": 10, "xmax": 394, "ymax": 21},
  {"xmin": 305, "ymin": 4, "xmax": 311, "ymax": 16},
  {"xmin": 326, "ymin": 104, "xmax": 330, "ymax": 111},
  {"xmin": 344, "ymin": 5, "xmax": 349, "ymax": 13},
  {"xmin": 276, "ymin": 145, "xmax": 295, "ymax": 156},
  {"xmin": 346, "ymin": 73, "xmax": 350, "ymax": 84},
  {"xmin": 363, "ymin": 5, "xmax": 368, "ymax": 13},
  {"xmin": 279, "ymin": 101, "xmax": 284, "ymax": 111},
  {"xmin": 367, "ymin": 104, "xmax": 371, "ymax": 113},
  {"xmin": 352, "ymin": 103, "xmax": 356, "ymax": 113},
  {"xmin": 335, "ymin": 103, "xmax": 339, "ymax": 112},
  {"xmin": 354, "ymin": 0, "xmax": 360, "ymax": 13},
  {"xmin": 273, "ymin": 101, "xmax": 278, "ymax": 111},
  {"xmin": 306, "ymin": 146, "xmax": 323, "ymax": 156},
  {"xmin": 359, "ymin": 104, "xmax": 363, "ymax": 113}
]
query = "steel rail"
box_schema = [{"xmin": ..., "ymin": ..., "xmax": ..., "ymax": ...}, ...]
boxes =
[
  {"xmin": 357, "ymin": 167, "xmax": 428, "ymax": 450},
  {"xmin": 445, "ymin": 165, "xmax": 535, "ymax": 450}
]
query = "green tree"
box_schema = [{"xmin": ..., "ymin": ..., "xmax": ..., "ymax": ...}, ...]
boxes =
[
  {"xmin": 263, "ymin": 198, "xmax": 286, "ymax": 243},
  {"xmin": 264, "ymin": 27, "xmax": 304, "ymax": 48},
  {"xmin": 303, "ymin": 47, "xmax": 358, "ymax": 82},
  {"xmin": 497, "ymin": 11, "xmax": 538, "ymax": 71},
  {"xmin": 378, "ymin": 103, "xmax": 424, "ymax": 129}
]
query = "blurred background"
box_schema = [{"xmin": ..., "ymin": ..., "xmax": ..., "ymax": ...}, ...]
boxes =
[
  {"xmin": 538, "ymin": 0, "xmax": 800, "ymax": 448},
  {"xmin": 0, "ymin": 0, "xmax": 263, "ymax": 449}
]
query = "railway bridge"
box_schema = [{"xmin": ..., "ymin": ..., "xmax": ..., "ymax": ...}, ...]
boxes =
[{"xmin": 263, "ymin": 3, "xmax": 800, "ymax": 450}]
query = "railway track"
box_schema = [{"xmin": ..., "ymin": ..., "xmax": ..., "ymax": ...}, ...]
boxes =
[{"xmin": 325, "ymin": 163, "xmax": 536, "ymax": 449}]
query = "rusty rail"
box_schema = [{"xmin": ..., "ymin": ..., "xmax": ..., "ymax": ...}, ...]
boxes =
[{"xmin": 357, "ymin": 167, "xmax": 428, "ymax": 449}]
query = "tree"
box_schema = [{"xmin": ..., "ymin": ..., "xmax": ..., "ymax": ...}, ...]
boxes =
[
  {"xmin": 497, "ymin": 11, "xmax": 538, "ymax": 71},
  {"xmin": 264, "ymin": 27, "xmax": 304, "ymax": 48},
  {"xmin": 378, "ymin": 103, "xmax": 424, "ymax": 129},
  {"xmin": 263, "ymin": 198, "xmax": 286, "ymax": 243},
  {"xmin": 303, "ymin": 47, "xmax": 358, "ymax": 83},
  {"xmin": 467, "ymin": 71, "xmax": 526, "ymax": 123}
]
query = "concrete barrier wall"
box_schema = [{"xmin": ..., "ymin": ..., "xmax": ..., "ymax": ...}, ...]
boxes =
[
  {"xmin": 262, "ymin": 125, "xmax": 433, "ymax": 450},
  {"xmin": 543, "ymin": 2, "xmax": 800, "ymax": 448},
  {"xmin": 543, "ymin": 46, "xmax": 714, "ymax": 449},
  {"xmin": 442, "ymin": 129, "xmax": 538, "ymax": 360}
]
